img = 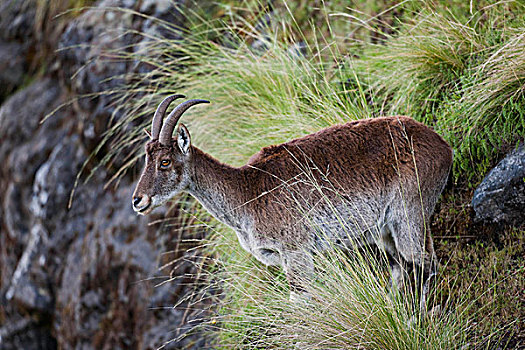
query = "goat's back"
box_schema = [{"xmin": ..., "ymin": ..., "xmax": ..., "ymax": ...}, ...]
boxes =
[{"xmin": 245, "ymin": 116, "xmax": 452, "ymax": 193}]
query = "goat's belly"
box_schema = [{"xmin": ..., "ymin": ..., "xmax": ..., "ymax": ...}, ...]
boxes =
[
  {"xmin": 234, "ymin": 233, "xmax": 282, "ymax": 266},
  {"xmin": 311, "ymin": 204, "xmax": 381, "ymax": 250},
  {"xmin": 253, "ymin": 247, "xmax": 282, "ymax": 266}
]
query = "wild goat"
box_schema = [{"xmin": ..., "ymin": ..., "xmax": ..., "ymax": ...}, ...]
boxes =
[{"xmin": 132, "ymin": 95, "xmax": 453, "ymax": 304}]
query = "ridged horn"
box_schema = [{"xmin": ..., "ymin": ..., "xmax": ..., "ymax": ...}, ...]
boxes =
[
  {"xmin": 151, "ymin": 94, "xmax": 185, "ymax": 139},
  {"xmin": 159, "ymin": 99, "xmax": 210, "ymax": 145}
]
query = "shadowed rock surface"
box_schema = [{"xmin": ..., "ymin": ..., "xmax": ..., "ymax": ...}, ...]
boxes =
[
  {"xmin": 0, "ymin": 0, "xmax": 34, "ymax": 102},
  {"xmin": 0, "ymin": 1, "xmax": 211, "ymax": 349},
  {"xmin": 0, "ymin": 41, "xmax": 27, "ymax": 101}
]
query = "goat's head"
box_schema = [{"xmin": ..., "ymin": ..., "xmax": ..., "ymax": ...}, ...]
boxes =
[{"xmin": 132, "ymin": 95, "xmax": 209, "ymax": 214}]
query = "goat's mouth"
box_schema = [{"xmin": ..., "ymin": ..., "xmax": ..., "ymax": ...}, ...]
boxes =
[{"xmin": 134, "ymin": 202, "xmax": 152, "ymax": 215}]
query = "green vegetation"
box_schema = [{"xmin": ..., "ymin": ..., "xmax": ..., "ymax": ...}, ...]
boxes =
[
  {"xmin": 99, "ymin": 1, "xmax": 524, "ymax": 348},
  {"xmin": 358, "ymin": 2, "xmax": 525, "ymax": 183}
]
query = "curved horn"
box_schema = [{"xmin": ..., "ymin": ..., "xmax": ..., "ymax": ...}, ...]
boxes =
[
  {"xmin": 159, "ymin": 99, "xmax": 210, "ymax": 145},
  {"xmin": 151, "ymin": 94, "xmax": 185, "ymax": 139}
]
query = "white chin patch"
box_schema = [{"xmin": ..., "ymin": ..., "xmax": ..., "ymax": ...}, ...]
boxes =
[
  {"xmin": 151, "ymin": 194, "xmax": 173, "ymax": 209},
  {"xmin": 135, "ymin": 203, "xmax": 153, "ymax": 215}
]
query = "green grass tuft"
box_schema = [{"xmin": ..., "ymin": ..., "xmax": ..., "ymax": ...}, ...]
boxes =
[{"xmin": 91, "ymin": 1, "xmax": 525, "ymax": 348}]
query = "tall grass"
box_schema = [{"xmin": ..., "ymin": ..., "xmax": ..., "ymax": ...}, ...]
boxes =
[
  {"xmin": 207, "ymin": 241, "xmax": 472, "ymax": 349},
  {"xmin": 85, "ymin": 0, "xmax": 525, "ymax": 348},
  {"xmin": 118, "ymin": 9, "xmax": 368, "ymax": 166},
  {"xmin": 96, "ymin": 1, "xmax": 525, "ymax": 187},
  {"xmin": 445, "ymin": 29, "xmax": 525, "ymax": 179},
  {"xmin": 357, "ymin": 1, "xmax": 525, "ymax": 183}
]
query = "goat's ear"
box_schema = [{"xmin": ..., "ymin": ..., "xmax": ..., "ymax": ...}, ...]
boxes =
[{"xmin": 177, "ymin": 124, "xmax": 191, "ymax": 154}]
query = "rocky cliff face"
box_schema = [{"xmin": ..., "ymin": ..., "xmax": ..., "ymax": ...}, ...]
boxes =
[{"xmin": 0, "ymin": 1, "xmax": 210, "ymax": 349}]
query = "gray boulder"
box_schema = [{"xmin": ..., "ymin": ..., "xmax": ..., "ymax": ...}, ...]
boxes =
[
  {"xmin": 472, "ymin": 143, "xmax": 525, "ymax": 226},
  {"xmin": 0, "ymin": 78, "xmax": 69, "ymax": 288}
]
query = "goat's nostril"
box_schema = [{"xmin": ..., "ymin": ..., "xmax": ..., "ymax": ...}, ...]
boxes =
[{"xmin": 133, "ymin": 196, "xmax": 142, "ymax": 207}]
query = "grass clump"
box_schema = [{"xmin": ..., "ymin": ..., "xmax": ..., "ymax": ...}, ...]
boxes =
[
  {"xmin": 100, "ymin": 1, "xmax": 525, "ymax": 186},
  {"xmin": 446, "ymin": 30, "xmax": 525, "ymax": 179},
  {"xmin": 88, "ymin": 0, "xmax": 525, "ymax": 348},
  {"xmin": 209, "ymin": 230, "xmax": 473, "ymax": 350},
  {"xmin": 357, "ymin": 1, "xmax": 525, "ymax": 184},
  {"xmin": 362, "ymin": 10, "xmax": 485, "ymax": 117}
]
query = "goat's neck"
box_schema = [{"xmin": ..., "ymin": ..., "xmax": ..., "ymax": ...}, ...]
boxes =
[{"xmin": 187, "ymin": 146, "xmax": 248, "ymax": 230}]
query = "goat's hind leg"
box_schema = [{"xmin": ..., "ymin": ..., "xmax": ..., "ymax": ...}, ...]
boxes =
[
  {"xmin": 380, "ymin": 229, "xmax": 409, "ymax": 298},
  {"xmin": 388, "ymin": 254, "xmax": 410, "ymax": 300},
  {"xmin": 417, "ymin": 248, "xmax": 438, "ymax": 314},
  {"xmin": 388, "ymin": 217, "xmax": 438, "ymax": 315}
]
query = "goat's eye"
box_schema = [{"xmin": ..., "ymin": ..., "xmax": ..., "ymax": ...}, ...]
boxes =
[{"xmin": 160, "ymin": 159, "xmax": 171, "ymax": 168}]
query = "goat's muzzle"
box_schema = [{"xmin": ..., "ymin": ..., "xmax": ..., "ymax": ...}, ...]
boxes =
[{"xmin": 132, "ymin": 194, "xmax": 152, "ymax": 214}]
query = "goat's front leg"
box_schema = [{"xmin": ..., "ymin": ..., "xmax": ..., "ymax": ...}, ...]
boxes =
[
  {"xmin": 389, "ymin": 257, "xmax": 408, "ymax": 295},
  {"xmin": 282, "ymin": 250, "xmax": 314, "ymax": 302}
]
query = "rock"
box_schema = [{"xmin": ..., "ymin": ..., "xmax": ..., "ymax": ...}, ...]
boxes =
[
  {"xmin": 10, "ymin": 275, "xmax": 53, "ymax": 314},
  {"xmin": 58, "ymin": 0, "xmax": 135, "ymax": 98},
  {"xmin": 0, "ymin": 78, "xmax": 62, "ymax": 169},
  {"xmin": 30, "ymin": 137, "xmax": 86, "ymax": 223},
  {"xmin": 47, "ymin": 169, "xmax": 211, "ymax": 349},
  {"xmin": 0, "ymin": 41, "xmax": 28, "ymax": 101},
  {"xmin": 0, "ymin": 317, "xmax": 56, "ymax": 350},
  {"xmin": 0, "ymin": 78, "xmax": 73, "ymax": 288},
  {"xmin": 7, "ymin": 126, "xmax": 68, "ymax": 186},
  {"xmin": 472, "ymin": 144, "xmax": 525, "ymax": 226},
  {"xmin": 3, "ymin": 184, "xmax": 29, "ymax": 241},
  {"xmin": 0, "ymin": 0, "xmax": 36, "ymax": 41},
  {"xmin": 0, "ymin": 1, "xmax": 212, "ymax": 349},
  {"xmin": 58, "ymin": 0, "xmax": 185, "ymax": 113},
  {"xmin": 136, "ymin": 0, "xmax": 185, "ymax": 53},
  {"xmin": 56, "ymin": 0, "xmax": 185, "ymax": 158},
  {"xmin": 0, "ymin": 183, "xmax": 30, "ymax": 291},
  {"xmin": 0, "ymin": 78, "xmax": 67, "ymax": 291},
  {"xmin": 57, "ymin": 0, "xmax": 138, "ymax": 145},
  {"xmin": 140, "ymin": 0, "xmax": 173, "ymax": 14},
  {"xmin": 5, "ymin": 224, "xmax": 51, "ymax": 313}
]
